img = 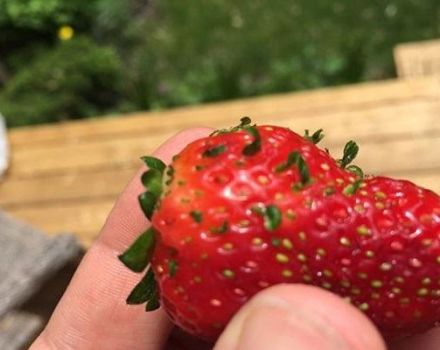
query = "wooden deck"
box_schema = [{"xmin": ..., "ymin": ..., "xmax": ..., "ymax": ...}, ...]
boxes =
[
  {"xmin": 394, "ymin": 39, "xmax": 440, "ymax": 78},
  {"xmin": 1, "ymin": 76, "xmax": 440, "ymax": 247}
]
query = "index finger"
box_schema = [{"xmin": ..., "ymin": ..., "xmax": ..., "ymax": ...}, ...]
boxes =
[{"xmin": 30, "ymin": 128, "xmax": 212, "ymax": 350}]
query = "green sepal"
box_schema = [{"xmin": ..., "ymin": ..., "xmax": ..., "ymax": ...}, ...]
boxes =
[
  {"xmin": 296, "ymin": 154, "xmax": 310, "ymax": 185},
  {"xmin": 242, "ymin": 126, "xmax": 261, "ymax": 156},
  {"xmin": 126, "ymin": 269, "xmax": 157, "ymax": 305},
  {"xmin": 264, "ymin": 205, "xmax": 282, "ymax": 231},
  {"xmin": 343, "ymin": 181, "xmax": 363, "ymax": 196},
  {"xmin": 275, "ymin": 151, "xmax": 300, "ymax": 173},
  {"xmin": 203, "ymin": 144, "xmax": 226, "ymax": 157},
  {"xmin": 339, "ymin": 141, "xmax": 359, "ymax": 168},
  {"xmin": 141, "ymin": 169, "xmax": 162, "ymax": 196},
  {"xmin": 304, "ymin": 129, "xmax": 324, "ymax": 144},
  {"xmin": 118, "ymin": 227, "xmax": 157, "ymax": 272},
  {"xmin": 145, "ymin": 290, "xmax": 160, "ymax": 311},
  {"xmin": 238, "ymin": 116, "xmax": 252, "ymax": 127},
  {"xmin": 210, "ymin": 117, "xmax": 253, "ymax": 136},
  {"xmin": 141, "ymin": 156, "xmax": 166, "ymax": 174},
  {"xmin": 346, "ymin": 164, "xmax": 364, "ymax": 179},
  {"xmin": 344, "ymin": 164, "xmax": 364, "ymax": 196},
  {"xmin": 139, "ymin": 192, "xmax": 157, "ymax": 220},
  {"xmin": 276, "ymin": 151, "xmax": 310, "ymax": 186}
]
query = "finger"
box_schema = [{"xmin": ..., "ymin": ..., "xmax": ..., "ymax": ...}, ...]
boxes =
[
  {"xmin": 30, "ymin": 128, "xmax": 213, "ymax": 350},
  {"xmin": 388, "ymin": 328, "xmax": 440, "ymax": 350},
  {"xmin": 214, "ymin": 284, "xmax": 386, "ymax": 350}
]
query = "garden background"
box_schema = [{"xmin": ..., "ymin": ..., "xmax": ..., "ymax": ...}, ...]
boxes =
[{"xmin": 0, "ymin": 0, "xmax": 439, "ymax": 128}]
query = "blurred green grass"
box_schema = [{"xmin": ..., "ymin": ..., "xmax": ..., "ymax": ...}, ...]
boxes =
[{"xmin": 0, "ymin": 0, "xmax": 439, "ymax": 127}]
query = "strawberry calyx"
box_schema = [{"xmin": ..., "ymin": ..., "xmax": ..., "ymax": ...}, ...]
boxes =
[
  {"xmin": 118, "ymin": 155, "xmax": 167, "ymax": 309},
  {"xmin": 118, "ymin": 227, "xmax": 156, "ymax": 272},
  {"xmin": 339, "ymin": 140, "xmax": 359, "ymax": 169},
  {"xmin": 304, "ymin": 128, "xmax": 324, "ymax": 144}
]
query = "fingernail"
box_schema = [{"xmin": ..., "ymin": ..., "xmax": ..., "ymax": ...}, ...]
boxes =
[{"xmin": 216, "ymin": 295, "xmax": 353, "ymax": 350}]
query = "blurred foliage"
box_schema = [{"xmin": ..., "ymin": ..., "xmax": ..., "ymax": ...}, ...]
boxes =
[
  {"xmin": 0, "ymin": 37, "xmax": 122, "ymax": 127},
  {"xmin": 0, "ymin": 0, "xmax": 439, "ymax": 127}
]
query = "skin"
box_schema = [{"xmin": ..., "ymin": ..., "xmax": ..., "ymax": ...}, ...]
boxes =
[{"xmin": 29, "ymin": 128, "xmax": 440, "ymax": 350}]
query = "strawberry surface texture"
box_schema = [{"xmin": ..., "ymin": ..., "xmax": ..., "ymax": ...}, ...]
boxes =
[{"xmin": 120, "ymin": 118, "xmax": 440, "ymax": 341}]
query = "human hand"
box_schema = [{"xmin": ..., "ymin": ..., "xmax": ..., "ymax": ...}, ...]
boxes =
[{"xmin": 29, "ymin": 128, "xmax": 440, "ymax": 350}]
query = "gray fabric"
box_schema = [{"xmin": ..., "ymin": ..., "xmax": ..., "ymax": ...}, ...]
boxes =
[
  {"xmin": 0, "ymin": 211, "xmax": 81, "ymax": 318},
  {"xmin": 0, "ymin": 312, "xmax": 43, "ymax": 350}
]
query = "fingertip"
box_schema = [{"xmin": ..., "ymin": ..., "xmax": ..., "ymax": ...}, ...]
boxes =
[{"xmin": 215, "ymin": 284, "xmax": 386, "ymax": 350}]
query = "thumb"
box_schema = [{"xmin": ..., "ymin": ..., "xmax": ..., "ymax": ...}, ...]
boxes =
[{"xmin": 214, "ymin": 284, "xmax": 386, "ymax": 350}]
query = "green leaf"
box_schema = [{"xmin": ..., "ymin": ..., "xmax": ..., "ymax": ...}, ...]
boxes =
[
  {"xmin": 139, "ymin": 192, "xmax": 157, "ymax": 220},
  {"xmin": 118, "ymin": 227, "xmax": 157, "ymax": 272},
  {"xmin": 145, "ymin": 290, "xmax": 160, "ymax": 311},
  {"xmin": 190, "ymin": 210, "xmax": 203, "ymax": 223},
  {"xmin": 141, "ymin": 169, "xmax": 162, "ymax": 196},
  {"xmin": 126, "ymin": 269, "xmax": 157, "ymax": 305},
  {"xmin": 242, "ymin": 126, "xmax": 261, "ymax": 156},
  {"xmin": 264, "ymin": 205, "xmax": 282, "ymax": 231},
  {"xmin": 339, "ymin": 141, "xmax": 359, "ymax": 168},
  {"xmin": 203, "ymin": 144, "xmax": 226, "ymax": 157},
  {"xmin": 141, "ymin": 156, "xmax": 166, "ymax": 174},
  {"xmin": 304, "ymin": 129, "xmax": 324, "ymax": 144}
]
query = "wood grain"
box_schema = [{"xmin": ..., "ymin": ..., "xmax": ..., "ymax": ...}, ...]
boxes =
[{"xmin": 394, "ymin": 39, "xmax": 440, "ymax": 78}]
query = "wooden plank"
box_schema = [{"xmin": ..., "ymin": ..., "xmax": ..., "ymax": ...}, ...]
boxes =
[
  {"xmin": 3, "ymin": 199, "xmax": 115, "ymax": 247},
  {"xmin": 394, "ymin": 40, "xmax": 440, "ymax": 78},
  {"xmin": 9, "ymin": 132, "xmax": 169, "ymax": 178},
  {"xmin": 0, "ymin": 167, "xmax": 135, "ymax": 206},
  {"xmin": 6, "ymin": 99, "xmax": 440, "ymax": 178},
  {"xmin": 8, "ymin": 77, "xmax": 440, "ymax": 149}
]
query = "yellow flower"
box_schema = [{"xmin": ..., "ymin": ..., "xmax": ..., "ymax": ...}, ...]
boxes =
[{"xmin": 58, "ymin": 26, "xmax": 74, "ymax": 41}]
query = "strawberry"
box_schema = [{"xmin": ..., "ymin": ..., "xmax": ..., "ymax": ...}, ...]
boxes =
[{"xmin": 119, "ymin": 118, "xmax": 440, "ymax": 341}]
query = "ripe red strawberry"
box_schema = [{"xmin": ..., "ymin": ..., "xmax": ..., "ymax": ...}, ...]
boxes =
[{"xmin": 119, "ymin": 118, "xmax": 440, "ymax": 341}]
